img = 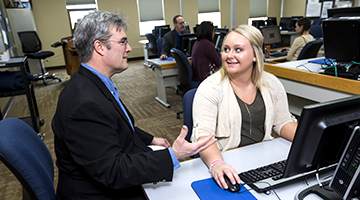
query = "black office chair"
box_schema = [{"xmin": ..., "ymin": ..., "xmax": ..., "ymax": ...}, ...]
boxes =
[
  {"xmin": 156, "ymin": 37, "xmax": 164, "ymax": 58},
  {"xmin": 145, "ymin": 33, "xmax": 158, "ymax": 54},
  {"xmin": 18, "ymin": 31, "xmax": 61, "ymax": 85},
  {"xmin": 0, "ymin": 118, "xmax": 56, "ymax": 200},
  {"xmin": 170, "ymin": 48, "xmax": 200, "ymax": 119},
  {"xmin": 183, "ymin": 88, "xmax": 199, "ymax": 158},
  {"xmin": 297, "ymin": 39, "xmax": 323, "ymax": 60}
]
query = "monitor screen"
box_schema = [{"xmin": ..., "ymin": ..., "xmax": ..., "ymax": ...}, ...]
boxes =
[
  {"xmin": 261, "ymin": 26, "xmax": 282, "ymax": 45},
  {"xmin": 252, "ymin": 20, "xmax": 265, "ymax": 29},
  {"xmin": 279, "ymin": 17, "xmax": 292, "ymax": 30},
  {"xmin": 267, "ymin": 17, "xmax": 277, "ymax": 26},
  {"xmin": 159, "ymin": 27, "xmax": 170, "ymax": 38},
  {"xmin": 323, "ymin": 18, "xmax": 360, "ymax": 62},
  {"xmin": 153, "ymin": 25, "xmax": 170, "ymax": 37},
  {"xmin": 283, "ymin": 95, "xmax": 360, "ymax": 178},
  {"xmin": 178, "ymin": 33, "xmax": 196, "ymax": 57}
]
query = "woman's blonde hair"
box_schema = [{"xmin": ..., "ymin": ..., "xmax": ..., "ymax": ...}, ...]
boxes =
[{"xmin": 220, "ymin": 24, "xmax": 266, "ymax": 89}]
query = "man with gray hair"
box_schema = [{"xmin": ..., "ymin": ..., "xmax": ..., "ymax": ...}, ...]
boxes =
[{"xmin": 52, "ymin": 11, "xmax": 215, "ymax": 200}]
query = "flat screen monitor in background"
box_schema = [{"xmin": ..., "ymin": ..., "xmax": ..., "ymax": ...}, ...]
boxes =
[
  {"xmin": 213, "ymin": 28, "xmax": 229, "ymax": 57},
  {"xmin": 328, "ymin": 7, "xmax": 360, "ymax": 18},
  {"xmin": 178, "ymin": 33, "xmax": 196, "ymax": 57},
  {"xmin": 153, "ymin": 25, "xmax": 170, "ymax": 37},
  {"xmin": 158, "ymin": 27, "xmax": 170, "ymax": 38},
  {"xmin": 261, "ymin": 26, "xmax": 282, "ymax": 45},
  {"xmin": 283, "ymin": 95, "xmax": 360, "ymax": 179},
  {"xmin": 252, "ymin": 20, "xmax": 265, "ymax": 29},
  {"xmin": 323, "ymin": 18, "xmax": 360, "ymax": 62},
  {"xmin": 266, "ymin": 17, "xmax": 277, "ymax": 26},
  {"xmin": 279, "ymin": 17, "xmax": 292, "ymax": 31}
]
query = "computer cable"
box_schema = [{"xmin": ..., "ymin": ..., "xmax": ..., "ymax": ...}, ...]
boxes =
[{"xmin": 253, "ymin": 181, "xmax": 282, "ymax": 200}]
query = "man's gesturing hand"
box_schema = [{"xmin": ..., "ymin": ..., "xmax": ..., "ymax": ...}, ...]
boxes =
[{"xmin": 172, "ymin": 126, "xmax": 216, "ymax": 160}]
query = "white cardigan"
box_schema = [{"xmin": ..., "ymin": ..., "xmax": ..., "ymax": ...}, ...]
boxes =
[{"xmin": 191, "ymin": 71, "xmax": 296, "ymax": 151}]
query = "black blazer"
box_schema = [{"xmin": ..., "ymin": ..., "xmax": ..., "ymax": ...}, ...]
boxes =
[
  {"xmin": 161, "ymin": 28, "xmax": 191, "ymax": 57},
  {"xmin": 52, "ymin": 66, "xmax": 174, "ymax": 200}
]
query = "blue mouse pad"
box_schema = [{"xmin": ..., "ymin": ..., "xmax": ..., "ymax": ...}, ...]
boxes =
[
  {"xmin": 308, "ymin": 58, "xmax": 335, "ymax": 65},
  {"xmin": 191, "ymin": 178, "xmax": 257, "ymax": 200},
  {"xmin": 160, "ymin": 57, "xmax": 173, "ymax": 61}
]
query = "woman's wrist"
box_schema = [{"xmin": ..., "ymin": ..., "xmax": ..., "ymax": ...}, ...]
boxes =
[{"xmin": 209, "ymin": 159, "xmax": 225, "ymax": 173}]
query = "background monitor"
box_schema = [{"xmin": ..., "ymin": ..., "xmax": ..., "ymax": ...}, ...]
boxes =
[
  {"xmin": 153, "ymin": 25, "xmax": 170, "ymax": 37},
  {"xmin": 283, "ymin": 95, "xmax": 360, "ymax": 178},
  {"xmin": 279, "ymin": 17, "xmax": 292, "ymax": 31},
  {"xmin": 328, "ymin": 7, "xmax": 360, "ymax": 18},
  {"xmin": 213, "ymin": 28, "xmax": 229, "ymax": 57},
  {"xmin": 178, "ymin": 33, "xmax": 196, "ymax": 57},
  {"xmin": 323, "ymin": 18, "xmax": 360, "ymax": 62},
  {"xmin": 261, "ymin": 26, "xmax": 282, "ymax": 45},
  {"xmin": 266, "ymin": 17, "xmax": 277, "ymax": 26},
  {"xmin": 252, "ymin": 20, "xmax": 265, "ymax": 29},
  {"xmin": 158, "ymin": 27, "xmax": 170, "ymax": 38}
]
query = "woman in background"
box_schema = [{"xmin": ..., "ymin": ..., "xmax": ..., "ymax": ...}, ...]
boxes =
[
  {"xmin": 286, "ymin": 17, "xmax": 314, "ymax": 61},
  {"xmin": 191, "ymin": 21, "xmax": 222, "ymax": 82},
  {"xmin": 191, "ymin": 24, "xmax": 297, "ymax": 190}
]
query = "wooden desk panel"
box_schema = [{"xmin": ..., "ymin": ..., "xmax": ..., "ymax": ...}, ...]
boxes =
[{"xmin": 264, "ymin": 63, "xmax": 360, "ymax": 95}]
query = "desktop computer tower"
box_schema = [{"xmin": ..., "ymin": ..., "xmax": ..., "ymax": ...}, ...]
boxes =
[{"xmin": 330, "ymin": 126, "xmax": 360, "ymax": 200}]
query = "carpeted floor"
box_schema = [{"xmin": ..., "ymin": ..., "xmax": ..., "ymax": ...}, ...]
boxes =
[{"xmin": 0, "ymin": 58, "xmax": 186, "ymax": 199}]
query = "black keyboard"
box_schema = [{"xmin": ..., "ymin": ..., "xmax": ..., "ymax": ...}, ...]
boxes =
[
  {"xmin": 270, "ymin": 51, "xmax": 288, "ymax": 57},
  {"xmin": 239, "ymin": 160, "xmax": 337, "ymax": 193}
]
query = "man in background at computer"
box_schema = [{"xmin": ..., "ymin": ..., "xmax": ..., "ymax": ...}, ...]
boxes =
[
  {"xmin": 160, "ymin": 15, "xmax": 190, "ymax": 60},
  {"xmin": 52, "ymin": 11, "xmax": 216, "ymax": 200}
]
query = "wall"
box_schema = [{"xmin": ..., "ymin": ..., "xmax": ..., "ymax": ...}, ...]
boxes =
[
  {"xmin": 283, "ymin": 0, "xmax": 306, "ymax": 17},
  {"xmin": 28, "ymin": 0, "xmax": 71, "ymax": 68}
]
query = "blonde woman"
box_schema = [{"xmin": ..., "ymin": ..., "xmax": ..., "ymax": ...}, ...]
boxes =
[{"xmin": 191, "ymin": 24, "xmax": 297, "ymax": 190}]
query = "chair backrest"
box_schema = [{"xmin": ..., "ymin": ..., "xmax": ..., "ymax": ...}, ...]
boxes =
[
  {"xmin": 0, "ymin": 118, "xmax": 55, "ymax": 200},
  {"xmin": 312, "ymin": 18, "xmax": 323, "ymax": 26},
  {"xmin": 145, "ymin": 33, "xmax": 158, "ymax": 54},
  {"xmin": 297, "ymin": 38, "xmax": 323, "ymax": 60},
  {"xmin": 170, "ymin": 48, "xmax": 193, "ymax": 86},
  {"xmin": 18, "ymin": 31, "xmax": 42, "ymax": 53},
  {"xmin": 183, "ymin": 88, "xmax": 197, "ymax": 143},
  {"xmin": 156, "ymin": 37, "xmax": 164, "ymax": 57},
  {"xmin": 310, "ymin": 25, "xmax": 323, "ymax": 39}
]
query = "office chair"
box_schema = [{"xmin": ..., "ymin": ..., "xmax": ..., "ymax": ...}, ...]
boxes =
[
  {"xmin": 145, "ymin": 33, "xmax": 158, "ymax": 54},
  {"xmin": 0, "ymin": 118, "xmax": 55, "ymax": 200},
  {"xmin": 170, "ymin": 48, "xmax": 200, "ymax": 119},
  {"xmin": 18, "ymin": 31, "xmax": 61, "ymax": 85},
  {"xmin": 310, "ymin": 25, "xmax": 323, "ymax": 39},
  {"xmin": 297, "ymin": 38, "xmax": 323, "ymax": 60},
  {"xmin": 182, "ymin": 88, "xmax": 199, "ymax": 158},
  {"xmin": 312, "ymin": 18, "xmax": 323, "ymax": 26},
  {"xmin": 156, "ymin": 37, "xmax": 164, "ymax": 58}
]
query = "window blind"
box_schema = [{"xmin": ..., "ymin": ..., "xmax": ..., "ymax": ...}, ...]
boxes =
[
  {"xmin": 138, "ymin": 0, "xmax": 163, "ymax": 22},
  {"xmin": 198, "ymin": 0, "xmax": 220, "ymax": 13},
  {"xmin": 249, "ymin": 0, "xmax": 267, "ymax": 18}
]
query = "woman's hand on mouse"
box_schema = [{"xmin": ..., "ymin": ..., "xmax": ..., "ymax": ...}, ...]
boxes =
[{"xmin": 210, "ymin": 162, "xmax": 241, "ymax": 189}]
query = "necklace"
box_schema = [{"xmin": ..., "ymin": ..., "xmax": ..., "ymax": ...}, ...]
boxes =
[
  {"xmin": 244, "ymin": 103, "xmax": 252, "ymax": 135},
  {"xmin": 230, "ymin": 81, "xmax": 256, "ymax": 104}
]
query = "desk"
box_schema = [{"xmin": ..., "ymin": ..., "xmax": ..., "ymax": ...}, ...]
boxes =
[
  {"xmin": 147, "ymin": 58, "xmax": 184, "ymax": 107},
  {"xmin": 139, "ymin": 40, "xmax": 157, "ymax": 67},
  {"xmin": 61, "ymin": 37, "xmax": 80, "ymax": 76},
  {"xmin": 143, "ymin": 138, "xmax": 326, "ymax": 199},
  {"xmin": 0, "ymin": 57, "xmax": 43, "ymax": 133},
  {"xmin": 264, "ymin": 57, "xmax": 360, "ymax": 115}
]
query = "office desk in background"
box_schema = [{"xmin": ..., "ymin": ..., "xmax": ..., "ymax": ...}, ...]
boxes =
[
  {"xmin": 61, "ymin": 37, "xmax": 80, "ymax": 76},
  {"xmin": 265, "ymin": 57, "xmax": 360, "ymax": 115},
  {"xmin": 147, "ymin": 58, "xmax": 180, "ymax": 107},
  {"xmin": 143, "ymin": 138, "xmax": 327, "ymax": 200},
  {"xmin": 139, "ymin": 40, "xmax": 157, "ymax": 67}
]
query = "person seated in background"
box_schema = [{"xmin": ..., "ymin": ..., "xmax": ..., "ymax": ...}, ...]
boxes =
[
  {"xmin": 285, "ymin": 17, "xmax": 314, "ymax": 61},
  {"xmin": 52, "ymin": 11, "xmax": 216, "ymax": 200},
  {"xmin": 191, "ymin": 21, "xmax": 222, "ymax": 82},
  {"xmin": 191, "ymin": 24, "xmax": 298, "ymax": 190},
  {"xmin": 160, "ymin": 15, "xmax": 190, "ymax": 60}
]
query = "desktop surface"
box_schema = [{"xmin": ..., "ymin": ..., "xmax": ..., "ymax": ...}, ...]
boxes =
[{"xmin": 143, "ymin": 138, "xmax": 330, "ymax": 200}]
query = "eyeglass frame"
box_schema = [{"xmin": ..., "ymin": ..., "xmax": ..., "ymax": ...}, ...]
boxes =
[{"xmin": 100, "ymin": 38, "xmax": 128, "ymax": 47}]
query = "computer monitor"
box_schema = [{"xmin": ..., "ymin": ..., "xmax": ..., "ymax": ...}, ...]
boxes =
[
  {"xmin": 252, "ymin": 20, "xmax": 265, "ymax": 29},
  {"xmin": 153, "ymin": 25, "xmax": 170, "ymax": 37},
  {"xmin": 178, "ymin": 33, "xmax": 196, "ymax": 57},
  {"xmin": 260, "ymin": 26, "xmax": 282, "ymax": 45},
  {"xmin": 323, "ymin": 18, "xmax": 360, "ymax": 62},
  {"xmin": 158, "ymin": 27, "xmax": 170, "ymax": 38},
  {"xmin": 213, "ymin": 28, "xmax": 229, "ymax": 56},
  {"xmin": 266, "ymin": 17, "xmax": 277, "ymax": 26},
  {"xmin": 328, "ymin": 7, "xmax": 360, "ymax": 18},
  {"xmin": 279, "ymin": 17, "xmax": 292, "ymax": 31},
  {"xmin": 283, "ymin": 95, "xmax": 360, "ymax": 178}
]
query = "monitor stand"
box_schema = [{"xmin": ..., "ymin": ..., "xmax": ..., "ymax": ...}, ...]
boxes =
[{"xmin": 295, "ymin": 180, "xmax": 342, "ymax": 200}]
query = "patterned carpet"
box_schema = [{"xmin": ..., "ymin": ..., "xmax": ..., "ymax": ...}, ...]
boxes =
[{"xmin": 0, "ymin": 58, "xmax": 185, "ymax": 199}]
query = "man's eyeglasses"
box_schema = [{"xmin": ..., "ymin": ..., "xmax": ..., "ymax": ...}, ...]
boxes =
[{"xmin": 102, "ymin": 39, "xmax": 128, "ymax": 46}]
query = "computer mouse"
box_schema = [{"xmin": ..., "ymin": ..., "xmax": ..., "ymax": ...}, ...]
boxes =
[
  {"xmin": 224, "ymin": 175, "xmax": 241, "ymax": 193},
  {"xmin": 281, "ymin": 48, "xmax": 288, "ymax": 52}
]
